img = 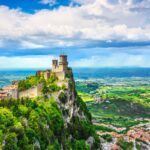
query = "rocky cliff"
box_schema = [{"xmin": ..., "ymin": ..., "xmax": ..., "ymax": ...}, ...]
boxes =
[{"xmin": 51, "ymin": 69, "xmax": 101, "ymax": 149}]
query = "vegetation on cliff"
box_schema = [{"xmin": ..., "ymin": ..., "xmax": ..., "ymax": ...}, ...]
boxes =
[
  {"xmin": 18, "ymin": 73, "xmax": 61, "ymax": 93},
  {"xmin": 0, "ymin": 98, "xmax": 64, "ymax": 149},
  {"xmin": 0, "ymin": 72, "xmax": 101, "ymax": 150},
  {"xmin": 18, "ymin": 76, "xmax": 44, "ymax": 92},
  {"xmin": 0, "ymin": 96, "xmax": 100, "ymax": 150}
]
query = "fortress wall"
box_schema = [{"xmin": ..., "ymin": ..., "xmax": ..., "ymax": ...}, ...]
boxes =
[
  {"xmin": 19, "ymin": 86, "xmax": 38, "ymax": 98},
  {"xmin": 19, "ymin": 84, "xmax": 43, "ymax": 98},
  {"xmin": 52, "ymin": 67, "xmax": 62, "ymax": 73},
  {"xmin": 56, "ymin": 80, "xmax": 69, "ymax": 88},
  {"xmin": 44, "ymin": 71, "xmax": 50, "ymax": 80},
  {"xmin": 37, "ymin": 84, "xmax": 43, "ymax": 96},
  {"xmin": 11, "ymin": 89, "xmax": 18, "ymax": 99},
  {"xmin": 55, "ymin": 71, "xmax": 65, "ymax": 80}
]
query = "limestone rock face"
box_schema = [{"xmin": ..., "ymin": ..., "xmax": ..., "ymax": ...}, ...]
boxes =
[
  {"xmin": 53, "ymin": 71, "xmax": 101, "ymax": 149},
  {"xmin": 56, "ymin": 73, "xmax": 86, "ymax": 125}
]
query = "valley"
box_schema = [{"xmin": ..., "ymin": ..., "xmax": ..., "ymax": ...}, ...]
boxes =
[{"xmin": 76, "ymin": 77, "xmax": 150, "ymax": 149}]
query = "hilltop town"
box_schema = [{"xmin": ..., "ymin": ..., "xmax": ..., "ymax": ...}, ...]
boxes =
[{"xmin": 0, "ymin": 55, "xmax": 72, "ymax": 100}]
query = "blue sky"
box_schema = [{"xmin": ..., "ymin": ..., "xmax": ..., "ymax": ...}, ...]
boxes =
[
  {"xmin": 0, "ymin": 0, "xmax": 150, "ymax": 68},
  {"xmin": 0, "ymin": 0, "xmax": 71, "ymax": 12}
]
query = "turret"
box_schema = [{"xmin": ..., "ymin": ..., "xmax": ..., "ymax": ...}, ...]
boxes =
[
  {"xmin": 59, "ymin": 55, "xmax": 68, "ymax": 71},
  {"xmin": 51, "ymin": 55, "xmax": 69, "ymax": 80}
]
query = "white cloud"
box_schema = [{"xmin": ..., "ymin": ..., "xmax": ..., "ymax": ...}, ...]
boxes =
[
  {"xmin": 0, "ymin": 0, "xmax": 149, "ymax": 49},
  {"xmin": 40, "ymin": 0, "xmax": 56, "ymax": 6},
  {"xmin": 20, "ymin": 41, "xmax": 46, "ymax": 49},
  {"xmin": 71, "ymin": 53, "xmax": 150, "ymax": 67},
  {"xmin": 72, "ymin": 0, "xmax": 96, "ymax": 4},
  {"xmin": 0, "ymin": 52, "xmax": 149, "ymax": 69},
  {"xmin": 0, "ymin": 55, "xmax": 55, "ymax": 69}
]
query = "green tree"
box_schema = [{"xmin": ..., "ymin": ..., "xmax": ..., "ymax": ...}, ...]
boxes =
[{"xmin": 4, "ymin": 133, "xmax": 18, "ymax": 150}]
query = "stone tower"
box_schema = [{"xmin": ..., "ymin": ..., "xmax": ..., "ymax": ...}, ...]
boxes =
[
  {"xmin": 36, "ymin": 55, "xmax": 69, "ymax": 81},
  {"xmin": 59, "ymin": 55, "xmax": 68, "ymax": 71},
  {"xmin": 51, "ymin": 55, "xmax": 69, "ymax": 80}
]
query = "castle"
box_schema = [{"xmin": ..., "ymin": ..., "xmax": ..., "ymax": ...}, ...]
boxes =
[
  {"xmin": 0, "ymin": 55, "xmax": 70, "ymax": 100},
  {"xmin": 36, "ymin": 55, "xmax": 69, "ymax": 80}
]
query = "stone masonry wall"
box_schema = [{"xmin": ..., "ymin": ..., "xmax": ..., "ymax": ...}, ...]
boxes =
[{"xmin": 19, "ymin": 84, "xmax": 43, "ymax": 98}]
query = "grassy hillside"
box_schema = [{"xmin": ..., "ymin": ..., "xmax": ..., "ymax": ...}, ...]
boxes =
[{"xmin": 86, "ymin": 100, "xmax": 149, "ymax": 130}]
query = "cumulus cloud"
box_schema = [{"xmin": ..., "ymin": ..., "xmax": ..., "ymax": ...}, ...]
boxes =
[{"xmin": 0, "ymin": 0, "xmax": 149, "ymax": 49}]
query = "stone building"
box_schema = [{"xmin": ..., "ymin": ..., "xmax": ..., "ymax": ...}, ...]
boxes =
[
  {"xmin": 37, "ymin": 55, "xmax": 69, "ymax": 80},
  {"xmin": 51, "ymin": 55, "xmax": 68, "ymax": 80}
]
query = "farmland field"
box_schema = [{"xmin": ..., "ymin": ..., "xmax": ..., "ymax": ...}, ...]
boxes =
[{"xmin": 76, "ymin": 77, "xmax": 150, "ymax": 133}]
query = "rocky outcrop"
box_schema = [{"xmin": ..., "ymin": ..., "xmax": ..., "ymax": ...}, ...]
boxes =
[
  {"xmin": 53, "ymin": 71, "xmax": 101, "ymax": 149},
  {"xmin": 56, "ymin": 71, "xmax": 87, "ymax": 124}
]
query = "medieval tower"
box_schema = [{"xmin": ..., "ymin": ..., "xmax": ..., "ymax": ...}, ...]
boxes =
[
  {"xmin": 36, "ymin": 55, "xmax": 69, "ymax": 81},
  {"xmin": 52, "ymin": 55, "xmax": 68, "ymax": 80}
]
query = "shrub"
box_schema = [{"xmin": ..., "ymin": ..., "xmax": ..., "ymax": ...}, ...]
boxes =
[
  {"xmin": 72, "ymin": 140, "xmax": 90, "ymax": 150},
  {"xmin": 48, "ymin": 83, "xmax": 60, "ymax": 92},
  {"xmin": 48, "ymin": 73, "xmax": 58, "ymax": 83},
  {"xmin": 18, "ymin": 76, "xmax": 42, "ymax": 92},
  {"xmin": 117, "ymin": 138, "xmax": 133, "ymax": 150},
  {"xmin": 77, "ymin": 96, "xmax": 92, "ymax": 121},
  {"xmin": 3, "ymin": 133, "xmax": 18, "ymax": 150},
  {"xmin": 58, "ymin": 92, "xmax": 67, "ymax": 104},
  {"xmin": 101, "ymin": 134, "xmax": 112, "ymax": 142}
]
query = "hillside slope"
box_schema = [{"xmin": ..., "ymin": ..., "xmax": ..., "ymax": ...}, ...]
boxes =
[{"xmin": 0, "ymin": 72, "xmax": 101, "ymax": 150}]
